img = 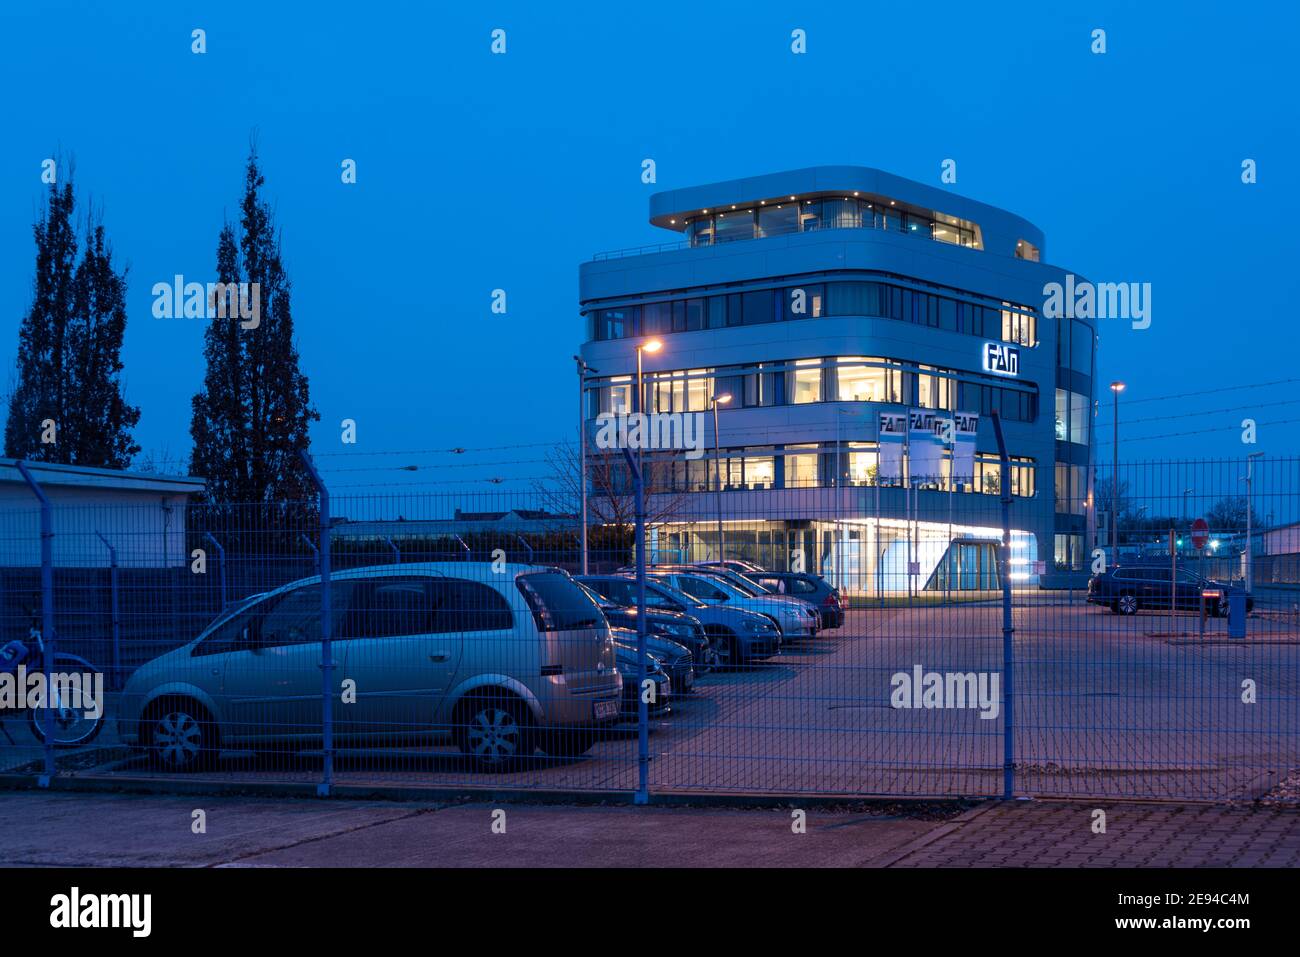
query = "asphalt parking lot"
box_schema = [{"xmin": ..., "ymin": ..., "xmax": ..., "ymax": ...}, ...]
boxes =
[{"xmin": 5, "ymin": 598, "xmax": 1297, "ymax": 802}]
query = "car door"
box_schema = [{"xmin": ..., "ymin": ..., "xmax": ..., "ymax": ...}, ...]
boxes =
[
  {"xmin": 221, "ymin": 582, "xmax": 351, "ymax": 745},
  {"xmin": 339, "ymin": 576, "xmax": 467, "ymax": 743}
]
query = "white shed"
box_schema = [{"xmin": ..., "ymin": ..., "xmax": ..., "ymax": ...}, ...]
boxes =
[{"xmin": 0, "ymin": 459, "xmax": 206, "ymax": 568}]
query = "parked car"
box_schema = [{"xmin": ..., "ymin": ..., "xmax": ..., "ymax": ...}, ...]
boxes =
[
  {"xmin": 579, "ymin": 574, "xmax": 780, "ymax": 668},
  {"xmin": 611, "ymin": 629, "xmax": 672, "ymax": 719},
  {"xmin": 749, "ymin": 572, "xmax": 844, "ymax": 629},
  {"xmin": 1087, "ymin": 564, "xmax": 1255, "ymax": 616},
  {"xmin": 575, "ymin": 578, "xmax": 713, "ymax": 673},
  {"xmin": 646, "ymin": 570, "xmax": 819, "ymax": 642},
  {"xmin": 118, "ymin": 563, "xmax": 622, "ymax": 772},
  {"xmin": 696, "ymin": 559, "xmax": 767, "ymax": 575},
  {"xmin": 636, "ymin": 563, "xmax": 822, "ymax": 628}
]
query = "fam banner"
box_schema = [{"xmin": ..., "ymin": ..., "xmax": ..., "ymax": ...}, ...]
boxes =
[
  {"xmin": 953, "ymin": 411, "xmax": 979, "ymax": 486},
  {"xmin": 908, "ymin": 409, "xmax": 947, "ymax": 482},
  {"xmin": 878, "ymin": 412, "xmax": 907, "ymax": 483}
]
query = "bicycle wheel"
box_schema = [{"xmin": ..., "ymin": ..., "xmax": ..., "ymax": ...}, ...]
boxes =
[{"xmin": 26, "ymin": 654, "xmax": 106, "ymax": 748}]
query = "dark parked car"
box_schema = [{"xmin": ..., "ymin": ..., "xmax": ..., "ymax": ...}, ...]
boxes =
[
  {"xmin": 579, "ymin": 574, "xmax": 780, "ymax": 668},
  {"xmin": 576, "ymin": 578, "xmax": 713, "ymax": 672},
  {"xmin": 1087, "ymin": 564, "xmax": 1254, "ymax": 616},
  {"xmin": 749, "ymin": 572, "xmax": 844, "ymax": 629},
  {"xmin": 611, "ymin": 630, "xmax": 672, "ymax": 719}
]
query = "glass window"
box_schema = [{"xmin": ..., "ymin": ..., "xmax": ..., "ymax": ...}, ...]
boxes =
[
  {"xmin": 741, "ymin": 289, "xmax": 776, "ymax": 326},
  {"xmin": 606, "ymin": 377, "xmax": 632, "ymax": 414},
  {"xmin": 714, "ymin": 208, "xmax": 755, "ymax": 243},
  {"xmin": 758, "ymin": 203, "xmax": 798, "ymax": 237},
  {"xmin": 745, "ymin": 456, "xmax": 775, "ymax": 489},
  {"xmin": 836, "ymin": 358, "xmax": 892, "ymax": 402},
  {"xmin": 642, "ymin": 301, "xmax": 671, "ymax": 335},
  {"xmin": 1070, "ymin": 320, "xmax": 1093, "ymax": 374},
  {"xmin": 827, "ymin": 282, "xmax": 882, "ymax": 317},
  {"xmin": 916, "ymin": 366, "xmax": 953, "ymax": 410},
  {"xmin": 1055, "ymin": 389, "xmax": 1068, "ymax": 441},
  {"xmin": 260, "ymin": 585, "xmax": 328, "ymax": 647},
  {"xmin": 707, "ymin": 296, "xmax": 727, "ymax": 329},
  {"xmin": 847, "ymin": 443, "xmax": 878, "ymax": 486},
  {"xmin": 784, "ymin": 284, "xmax": 824, "ymax": 319},
  {"xmin": 687, "ymin": 216, "xmax": 714, "ymax": 247},
  {"xmin": 783, "ymin": 445, "xmax": 819, "ymax": 489},
  {"xmin": 789, "ymin": 359, "xmax": 822, "ymax": 404},
  {"xmin": 516, "ymin": 572, "xmax": 603, "ymax": 632},
  {"xmin": 435, "ymin": 579, "xmax": 514, "ymax": 632},
  {"xmin": 1069, "ymin": 391, "xmax": 1089, "ymax": 445},
  {"xmin": 684, "ymin": 298, "xmax": 705, "ymax": 331},
  {"xmin": 822, "ymin": 198, "xmax": 859, "ymax": 229},
  {"xmin": 798, "ymin": 200, "xmax": 822, "ymax": 231}
]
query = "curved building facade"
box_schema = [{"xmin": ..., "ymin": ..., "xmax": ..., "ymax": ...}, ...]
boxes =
[{"xmin": 578, "ymin": 166, "xmax": 1095, "ymax": 592}]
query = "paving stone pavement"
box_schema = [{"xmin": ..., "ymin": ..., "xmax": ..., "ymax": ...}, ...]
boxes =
[{"xmin": 881, "ymin": 801, "xmax": 1300, "ymax": 867}]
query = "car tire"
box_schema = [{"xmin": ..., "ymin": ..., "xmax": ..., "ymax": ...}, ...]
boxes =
[
  {"xmin": 144, "ymin": 698, "xmax": 217, "ymax": 772},
  {"xmin": 457, "ymin": 694, "xmax": 533, "ymax": 772},
  {"xmin": 1115, "ymin": 593, "xmax": 1139, "ymax": 616}
]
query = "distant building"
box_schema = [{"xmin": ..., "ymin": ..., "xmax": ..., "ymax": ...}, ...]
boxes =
[
  {"xmin": 333, "ymin": 508, "xmax": 575, "ymax": 542},
  {"xmin": 578, "ymin": 165, "xmax": 1096, "ymax": 592},
  {"xmin": 0, "ymin": 459, "xmax": 206, "ymax": 568}
]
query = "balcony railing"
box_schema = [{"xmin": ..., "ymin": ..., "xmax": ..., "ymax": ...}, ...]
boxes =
[{"xmin": 591, "ymin": 215, "xmax": 981, "ymax": 261}]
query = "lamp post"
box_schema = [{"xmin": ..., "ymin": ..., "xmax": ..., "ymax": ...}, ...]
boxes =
[
  {"xmin": 633, "ymin": 339, "xmax": 661, "ymax": 559},
  {"xmin": 1109, "ymin": 381, "xmax": 1125, "ymax": 564},
  {"xmin": 1182, "ymin": 488, "xmax": 1194, "ymax": 523},
  {"xmin": 710, "ymin": 392, "xmax": 732, "ymax": 559},
  {"xmin": 573, "ymin": 356, "xmax": 597, "ymax": 574}
]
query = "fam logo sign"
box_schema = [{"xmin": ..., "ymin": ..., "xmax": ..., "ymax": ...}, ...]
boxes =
[{"xmin": 982, "ymin": 341, "xmax": 1020, "ymax": 377}]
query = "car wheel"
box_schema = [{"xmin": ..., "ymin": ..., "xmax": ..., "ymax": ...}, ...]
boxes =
[
  {"xmin": 146, "ymin": 700, "xmax": 216, "ymax": 772},
  {"xmin": 458, "ymin": 696, "xmax": 532, "ymax": 772},
  {"xmin": 1116, "ymin": 593, "xmax": 1139, "ymax": 616},
  {"xmin": 1215, "ymin": 598, "xmax": 1229, "ymax": 618},
  {"xmin": 699, "ymin": 641, "xmax": 719, "ymax": 674}
]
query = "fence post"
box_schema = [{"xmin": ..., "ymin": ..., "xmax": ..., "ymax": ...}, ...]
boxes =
[
  {"xmin": 299, "ymin": 532, "xmax": 320, "ymax": 575},
  {"xmin": 15, "ymin": 461, "xmax": 55, "ymax": 787},
  {"xmin": 989, "ymin": 415, "xmax": 1015, "ymax": 800},
  {"xmin": 622, "ymin": 446, "xmax": 650, "ymax": 805},
  {"xmin": 94, "ymin": 532, "xmax": 121, "ymax": 690},
  {"xmin": 300, "ymin": 450, "xmax": 334, "ymax": 797},
  {"xmin": 203, "ymin": 532, "xmax": 228, "ymax": 610}
]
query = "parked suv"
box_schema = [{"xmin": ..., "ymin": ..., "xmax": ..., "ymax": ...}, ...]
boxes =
[
  {"xmin": 578, "ymin": 574, "xmax": 780, "ymax": 668},
  {"xmin": 118, "ymin": 563, "xmax": 622, "ymax": 772},
  {"xmin": 1087, "ymin": 564, "xmax": 1254, "ymax": 617},
  {"xmin": 750, "ymin": 572, "xmax": 844, "ymax": 630}
]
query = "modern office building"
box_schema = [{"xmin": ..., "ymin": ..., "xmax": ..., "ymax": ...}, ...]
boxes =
[{"xmin": 577, "ymin": 166, "xmax": 1095, "ymax": 592}]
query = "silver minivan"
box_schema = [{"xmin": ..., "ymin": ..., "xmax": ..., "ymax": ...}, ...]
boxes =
[{"xmin": 118, "ymin": 563, "xmax": 622, "ymax": 771}]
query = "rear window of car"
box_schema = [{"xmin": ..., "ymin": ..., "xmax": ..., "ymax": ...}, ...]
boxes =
[{"xmin": 516, "ymin": 572, "xmax": 605, "ymax": 632}]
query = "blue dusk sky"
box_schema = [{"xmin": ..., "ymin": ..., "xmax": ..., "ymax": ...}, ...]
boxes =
[{"xmin": 1, "ymin": 0, "xmax": 1296, "ymax": 491}]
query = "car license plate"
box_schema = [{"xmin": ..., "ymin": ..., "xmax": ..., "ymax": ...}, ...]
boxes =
[{"xmin": 594, "ymin": 699, "xmax": 618, "ymax": 721}]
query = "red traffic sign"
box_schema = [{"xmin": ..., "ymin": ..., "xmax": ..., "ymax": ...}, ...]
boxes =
[{"xmin": 1191, "ymin": 518, "xmax": 1209, "ymax": 550}]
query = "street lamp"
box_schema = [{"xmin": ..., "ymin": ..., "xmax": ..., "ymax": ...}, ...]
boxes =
[
  {"xmin": 632, "ymin": 338, "xmax": 662, "ymax": 565},
  {"xmin": 1182, "ymin": 488, "xmax": 1194, "ymax": 523},
  {"xmin": 1109, "ymin": 381, "xmax": 1125, "ymax": 563},
  {"xmin": 710, "ymin": 392, "xmax": 732, "ymax": 559},
  {"xmin": 573, "ymin": 356, "xmax": 597, "ymax": 574}
]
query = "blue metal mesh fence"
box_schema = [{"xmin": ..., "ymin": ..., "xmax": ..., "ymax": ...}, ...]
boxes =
[{"xmin": 1, "ymin": 456, "xmax": 1297, "ymax": 801}]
